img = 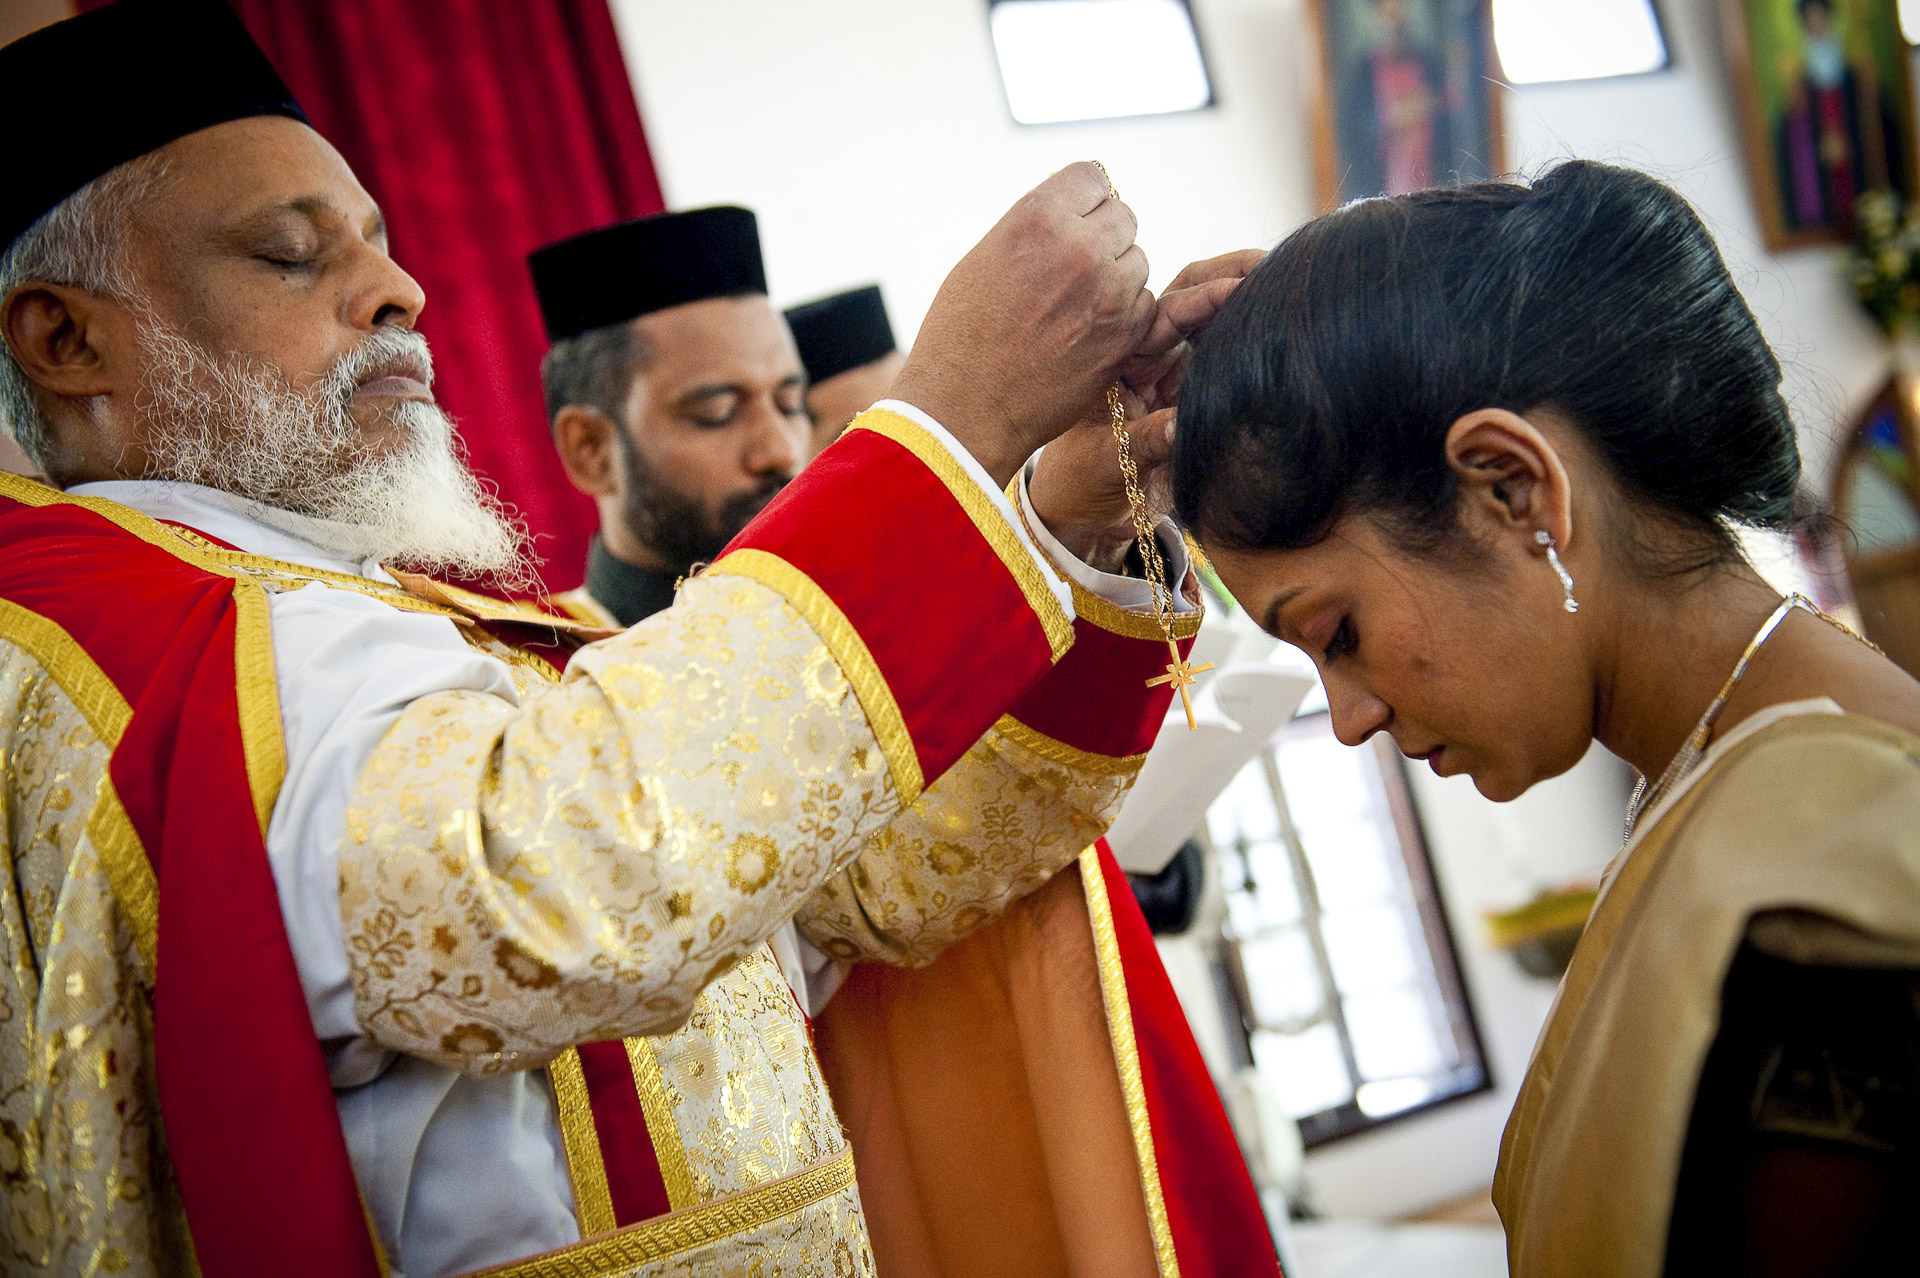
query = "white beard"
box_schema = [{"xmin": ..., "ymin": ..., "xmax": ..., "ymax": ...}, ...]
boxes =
[{"xmin": 132, "ymin": 320, "xmax": 536, "ymax": 590}]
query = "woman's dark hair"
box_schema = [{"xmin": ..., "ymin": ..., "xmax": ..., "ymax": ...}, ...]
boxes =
[{"xmin": 1172, "ymin": 161, "xmax": 1801, "ymax": 571}]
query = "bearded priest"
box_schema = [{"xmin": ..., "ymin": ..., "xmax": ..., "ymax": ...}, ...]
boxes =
[{"xmin": 0, "ymin": 3, "xmax": 1268, "ymax": 1278}]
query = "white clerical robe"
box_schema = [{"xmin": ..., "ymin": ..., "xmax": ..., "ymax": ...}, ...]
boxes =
[{"xmin": 64, "ymin": 403, "xmax": 1190, "ymax": 1278}]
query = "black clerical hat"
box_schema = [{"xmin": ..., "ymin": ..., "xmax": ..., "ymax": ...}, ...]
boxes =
[
  {"xmin": 784, "ymin": 285, "xmax": 897, "ymax": 385},
  {"xmin": 0, "ymin": 0, "xmax": 307, "ymax": 249},
  {"xmin": 528, "ymin": 207, "xmax": 768, "ymax": 342}
]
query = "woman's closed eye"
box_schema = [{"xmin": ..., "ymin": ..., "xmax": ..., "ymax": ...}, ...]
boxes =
[{"xmin": 1323, "ymin": 617, "xmax": 1357, "ymax": 663}]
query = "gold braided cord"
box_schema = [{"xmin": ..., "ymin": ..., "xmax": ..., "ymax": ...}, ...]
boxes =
[
  {"xmin": 1107, "ymin": 386, "xmax": 1177, "ymax": 629},
  {"xmin": 1089, "ymin": 163, "xmax": 1211, "ymax": 730}
]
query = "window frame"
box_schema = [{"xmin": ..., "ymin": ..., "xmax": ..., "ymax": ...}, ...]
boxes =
[{"xmin": 1209, "ymin": 713, "xmax": 1494, "ymax": 1148}]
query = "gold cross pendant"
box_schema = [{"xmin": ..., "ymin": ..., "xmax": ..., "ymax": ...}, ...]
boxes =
[{"xmin": 1146, "ymin": 638, "xmax": 1214, "ymax": 731}]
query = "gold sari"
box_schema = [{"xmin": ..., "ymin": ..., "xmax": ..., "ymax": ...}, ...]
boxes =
[{"xmin": 1494, "ymin": 701, "xmax": 1920, "ymax": 1277}]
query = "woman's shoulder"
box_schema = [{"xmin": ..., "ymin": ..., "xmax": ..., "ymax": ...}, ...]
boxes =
[
  {"xmin": 1672, "ymin": 708, "xmax": 1920, "ymax": 863},
  {"xmin": 1717, "ymin": 707, "xmax": 1920, "ymax": 773}
]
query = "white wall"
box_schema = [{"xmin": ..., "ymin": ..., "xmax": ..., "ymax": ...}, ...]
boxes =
[
  {"xmin": 610, "ymin": 0, "xmax": 1907, "ymax": 1221},
  {"xmin": 611, "ymin": 0, "xmax": 1901, "ymax": 487},
  {"xmin": 609, "ymin": 0, "xmax": 1318, "ymax": 329}
]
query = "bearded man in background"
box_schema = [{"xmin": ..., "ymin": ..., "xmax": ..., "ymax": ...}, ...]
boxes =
[{"xmin": 0, "ymin": 3, "xmax": 1270, "ymax": 1278}]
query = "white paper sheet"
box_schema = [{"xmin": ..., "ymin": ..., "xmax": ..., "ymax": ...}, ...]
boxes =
[{"xmin": 1103, "ymin": 662, "xmax": 1316, "ymax": 874}]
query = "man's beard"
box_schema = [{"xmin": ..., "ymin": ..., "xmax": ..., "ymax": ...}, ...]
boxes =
[
  {"xmin": 615, "ymin": 422, "xmax": 786, "ymax": 575},
  {"xmin": 132, "ymin": 318, "xmax": 536, "ymax": 591}
]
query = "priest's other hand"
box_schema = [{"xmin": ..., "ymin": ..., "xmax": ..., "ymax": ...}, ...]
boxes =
[
  {"xmin": 1028, "ymin": 385, "xmax": 1172, "ymax": 576},
  {"xmin": 1029, "ymin": 249, "xmax": 1265, "ymax": 574},
  {"xmin": 890, "ymin": 162, "xmax": 1156, "ymax": 489},
  {"xmin": 1120, "ymin": 248, "xmax": 1268, "ymax": 416}
]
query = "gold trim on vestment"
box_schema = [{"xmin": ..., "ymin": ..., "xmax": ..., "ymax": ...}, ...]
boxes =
[
  {"xmin": 548, "ymin": 1050, "xmax": 619, "ymax": 1237},
  {"xmin": 232, "ymin": 582, "xmax": 287, "ymax": 838},
  {"xmin": 550, "ymin": 589, "xmax": 622, "ymax": 630},
  {"xmin": 389, "ymin": 571, "xmax": 619, "ymax": 641},
  {"xmin": 1080, "ymin": 847, "xmax": 1182, "ymax": 1278},
  {"xmin": 848, "ymin": 409, "xmax": 1074, "ymax": 660},
  {"xmin": 707, "ymin": 547, "xmax": 925, "ymax": 802},
  {"xmin": 624, "ymin": 1037, "xmax": 700, "ymax": 1212},
  {"xmin": 2, "ymin": 476, "xmax": 299, "ymax": 853},
  {"xmin": 994, "ymin": 715, "xmax": 1149, "ymax": 778},
  {"xmin": 1070, "ymin": 579, "xmax": 1204, "ymax": 642},
  {"xmin": 464, "ymin": 1146, "xmax": 858, "ymax": 1277},
  {"xmin": 0, "ymin": 597, "xmax": 158, "ymax": 979}
]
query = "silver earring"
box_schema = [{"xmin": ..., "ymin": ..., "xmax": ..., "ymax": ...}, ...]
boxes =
[{"xmin": 1534, "ymin": 530, "xmax": 1578, "ymax": 613}]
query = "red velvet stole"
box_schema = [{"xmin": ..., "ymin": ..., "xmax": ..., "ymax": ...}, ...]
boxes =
[
  {"xmin": 725, "ymin": 421, "xmax": 1066, "ymax": 788},
  {"xmin": 0, "ymin": 491, "xmax": 383, "ymax": 1278},
  {"xmin": 1088, "ymin": 841, "xmax": 1282, "ymax": 1277}
]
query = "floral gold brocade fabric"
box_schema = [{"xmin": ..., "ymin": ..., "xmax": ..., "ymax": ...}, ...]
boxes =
[
  {"xmin": 0, "ymin": 640, "xmax": 189, "ymax": 1277},
  {"xmin": 341, "ymin": 567, "xmax": 1144, "ymax": 1269}
]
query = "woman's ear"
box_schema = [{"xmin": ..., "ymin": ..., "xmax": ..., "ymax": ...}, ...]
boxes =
[
  {"xmin": 552, "ymin": 405, "xmax": 621, "ymax": 498},
  {"xmin": 1443, "ymin": 408, "xmax": 1575, "ymax": 551}
]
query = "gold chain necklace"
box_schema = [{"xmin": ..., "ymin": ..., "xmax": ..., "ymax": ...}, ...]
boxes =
[
  {"xmin": 1093, "ymin": 162, "xmax": 1212, "ymax": 730},
  {"xmin": 1622, "ymin": 592, "xmax": 1882, "ymax": 841}
]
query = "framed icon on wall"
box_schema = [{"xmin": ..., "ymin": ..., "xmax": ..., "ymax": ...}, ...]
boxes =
[
  {"xmin": 1720, "ymin": 0, "xmax": 1920, "ymax": 249},
  {"xmin": 1307, "ymin": 0, "xmax": 1508, "ymax": 210}
]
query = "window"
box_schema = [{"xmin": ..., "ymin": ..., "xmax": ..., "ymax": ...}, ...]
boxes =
[
  {"xmin": 1491, "ymin": 0, "xmax": 1669, "ymax": 85},
  {"xmin": 989, "ymin": 0, "xmax": 1214, "ymax": 125},
  {"xmin": 1205, "ymin": 710, "xmax": 1489, "ymax": 1145}
]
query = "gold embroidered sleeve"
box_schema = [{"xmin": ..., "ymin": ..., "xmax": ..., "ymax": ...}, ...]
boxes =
[
  {"xmin": 793, "ymin": 716, "xmax": 1140, "ymax": 966},
  {"xmin": 340, "ymin": 573, "xmax": 904, "ymax": 1074}
]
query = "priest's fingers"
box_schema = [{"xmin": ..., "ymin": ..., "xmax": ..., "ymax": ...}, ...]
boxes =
[
  {"xmin": 1043, "ymin": 161, "xmax": 1123, "ymax": 217},
  {"xmin": 1163, "ymin": 248, "xmax": 1268, "ymax": 295},
  {"xmin": 1117, "ymin": 244, "xmax": 1156, "ymax": 336},
  {"xmin": 1133, "ymin": 274, "xmax": 1245, "ymax": 359},
  {"xmin": 1124, "ymin": 406, "xmax": 1178, "ymax": 474},
  {"xmin": 1083, "ymin": 194, "xmax": 1142, "ymax": 261}
]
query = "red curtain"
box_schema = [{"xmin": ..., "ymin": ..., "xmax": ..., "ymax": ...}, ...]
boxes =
[{"xmin": 86, "ymin": 0, "xmax": 666, "ymax": 584}]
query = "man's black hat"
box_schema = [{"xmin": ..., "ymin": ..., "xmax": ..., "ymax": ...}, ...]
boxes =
[
  {"xmin": 528, "ymin": 207, "xmax": 768, "ymax": 342},
  {"xmin": 0, "ymin": 0, "xmax": 307, "ymax": 249},
  {"xmin": 784, "ymin": 285, "xmax": 897, "ymax": 385}
]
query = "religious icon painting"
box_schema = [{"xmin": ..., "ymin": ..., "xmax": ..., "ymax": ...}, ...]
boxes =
[
  {"xmin": 1720, "ymin": 0, "xmax": 1920, "ymax": 250},
  {"xmin": 1307, "ymin": 0, "xmax": 1508, "ymax": 210}
]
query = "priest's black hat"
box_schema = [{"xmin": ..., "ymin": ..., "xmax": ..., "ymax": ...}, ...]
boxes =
[
  {"xmin": 529, "ymin": 207, "xmax": 768, "ymax": 343},
  {"xmin": 784, "ymin": 286, "xmax": 897, "ymax": 385},
  {"xmin": 0, "ymin": 0, "xmax": 308, "ymax": 250}
]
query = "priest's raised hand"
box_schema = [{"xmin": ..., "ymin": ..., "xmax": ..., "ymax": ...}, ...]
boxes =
[
  {"xmin": 892, "ymin": 160, "xmax": 1157, "ymax": 489},
  {"xmin": 1028, "ymin": 247, "xmax": 1269, "ymax": 574}
]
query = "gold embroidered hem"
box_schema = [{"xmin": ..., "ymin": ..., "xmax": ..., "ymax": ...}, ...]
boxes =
[{"xmin": 466, "ymin": 1148, "xmax": 869, "ymax": 1278}]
